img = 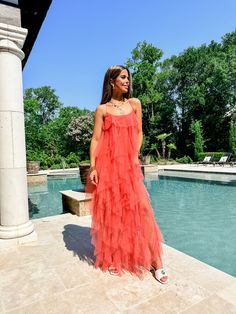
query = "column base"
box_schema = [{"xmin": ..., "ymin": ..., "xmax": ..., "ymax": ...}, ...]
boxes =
[
  {"xmin": 0, "ymin": 230, "xmax": 37, "ymax": 249},
  {"xmin": 0, "ymin": 220, "xmax": 35, "ymax": 239}
]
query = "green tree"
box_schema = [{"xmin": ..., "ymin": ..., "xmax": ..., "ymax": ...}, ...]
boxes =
[
  {"xmin": 190, "ymin": 120, "xmax": 204, "ymax": 160},
  {"xmin": 156, "ymin": 133, "xmax": 172, "ymax": 158},
  {"xmin": 24, "ymin": 86, "xmax": 90, "ymax": 160},
  {"xmin": 163, "ymin": 31, "xmax": 236, "ymax": 154},
  {"xmin": 126, "ymin": 41, "xmax": 177, "ymax": 155},
  {"xmin": 48, "ymin": 106, "xmax": 88, "ymax": 156},
  {"xmin": 24, "ymin": 98, "xmax": 41, "ymax": 153},
  {"xmin": 126, "ymin": 41, "xmax": 163, "ymax": 118},
  {"xmin": 229, "ymin": 123, "xmax": 236, "ymax": 157},
  {"xmin": 24, "ymin": 86, "xmax": 62, "ymax": 124},
  {"xmin": 68, "ymin": 113, "xmax": 94, "ymax": 160},
  {"xmin": 150, "ymin": 143, "xmax": 161, "ymax": 159},
  {"xmin": 167, "ymin": 143, "xmax": 177, "ymax": 159},
  {"xmin": 24, "ymin": 86, "xmax": 62, "ymax": 157}
]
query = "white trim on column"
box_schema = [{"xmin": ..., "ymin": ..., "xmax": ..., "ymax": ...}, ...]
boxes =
[{"xmin": 0, "ymin": 22, "xmax": 27, "ymax": 48}]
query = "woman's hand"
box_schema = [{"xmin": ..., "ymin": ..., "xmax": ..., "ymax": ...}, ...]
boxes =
[
  {"xmin": 90, "ymin": 169, "xmax": 98, "ymax": 186},
  {"xmin": 134, "ymin": 156, "xmax": 140, "ymax": 165}
]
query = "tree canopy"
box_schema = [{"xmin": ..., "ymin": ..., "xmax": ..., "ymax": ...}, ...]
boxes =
[{"xmin": 24, "ymin": 29, "xmax": 236, "ymax": 168}]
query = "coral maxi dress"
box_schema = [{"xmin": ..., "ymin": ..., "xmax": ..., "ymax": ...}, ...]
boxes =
[{"xmin": 87, "ymin": 102, "xmax": 163, "ymax": 276}]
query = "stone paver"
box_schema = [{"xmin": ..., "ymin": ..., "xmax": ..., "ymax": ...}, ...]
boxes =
[{"xmin": 0, "ymin": 212, "xmax": 235, "ymax": 313}]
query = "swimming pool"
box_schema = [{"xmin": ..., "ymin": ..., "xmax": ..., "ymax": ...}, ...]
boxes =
[
  {"xmin": 28, "ymin": 174, "xmax": 83, "ymax": 219},
  {"xmin": 27, "ymin": 170, "xmax": 236, "ymax": 277},
  {"xmin": 150, "ymin": 170, "xmax": 236, "ymax": 277}
]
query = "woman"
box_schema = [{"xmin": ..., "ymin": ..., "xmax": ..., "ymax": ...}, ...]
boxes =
[{"xmin": 87, "ymin": 65, "xmax": 168, "ymax": 283}]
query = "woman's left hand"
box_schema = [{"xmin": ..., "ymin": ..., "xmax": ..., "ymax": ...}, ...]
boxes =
[{"xmin": 134, "ymin": 156, "xmax": 140, "ymax": 165}]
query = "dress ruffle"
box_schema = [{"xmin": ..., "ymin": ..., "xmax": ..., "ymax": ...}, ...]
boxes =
[{"xmin": 86, "ymin": 110, "xmax": 163, "ymax": 276}]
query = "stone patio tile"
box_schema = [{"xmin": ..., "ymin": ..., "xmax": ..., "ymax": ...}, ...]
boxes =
[
  {"xmin": 0, "ymin": 261, "xmax": 65, "ymax": 312},
  {"xmin": 123, "ymin": 302, "xmax": 165, "ymax": 314},
  {"xmin": 35, "ymin": 244, "xmax": 79, "ymax": 267},
  {"xmin": 166, "ymin": 245, "xmax": 236, "ymax": 293},
  {"xmin": 0, "ymin": 249, "xmax": 22, "ymax": 272},
  {"xmin": 7, "ymin": 301, "xmax": 45, "ymax": 314},
  {"xmin": 33, "ymin": 219, "xmax": 68, "ymax": 234},
  {"xmin": 123, "ymin": 290, "xmax": 191, "ymax": 313},
  {"xmin": 216, "ymin": 282, "xmax": 236, "ymax": 306},
  {"xmin": 181, "ymin": 294, "xmax": 236, "ymax": 313},
  {"xmin": 0, "ymin": 299, "xmax": 4, "ymax": 314},
  {"xmin": 62, "ymin": 284, "xmax": 120, "ymax": 313},
  {"xmin": 7, "ymin": 293, "xmax": 84, "ymax": 314},
  {"xmin": 166, "ymin": 270, "xmax": 212, "ymax": 305},
  {"xmin": 104, "ymin": 272, "xmax": 171, "ymax": 311},
  {"xmin": 31, "ymin": 230, "xmax": 58, "ymax": 246},
  {"xmin": 39, "ymin": 293, "xmax": 84, "ymax": 314},
  {"xmin": 182, "ymin": 262, "xmax": 235, "ymax": 293},
  {"xmin": 16, "ymin": 245, "xmax": 47, "ymax": 265},
  {"xmin": 54, "ymin": 261, "xmax": 92, "ymax": 289}
]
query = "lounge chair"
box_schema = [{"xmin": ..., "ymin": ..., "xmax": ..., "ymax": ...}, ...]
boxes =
[
  {"xmin": 213, "ymin": 153, "xmax": 232, "ymax": 167},
  {"xmin": 197, "ymin": 155, "xmax": 214, "ymax": 166}
]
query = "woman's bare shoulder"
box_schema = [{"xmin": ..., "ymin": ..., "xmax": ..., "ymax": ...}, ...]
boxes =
[
  {"xmin": 128, "ymin": 98, "xmax": 141, "ymax": 109},
  {"xmin": 95, "ymin": 104, "xmax": 106, "ymax": 116}
]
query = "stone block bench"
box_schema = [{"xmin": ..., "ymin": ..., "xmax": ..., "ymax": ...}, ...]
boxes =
[
  {"xmin": 142, "ymin": 164, "xmax": 158, "ymax": 173},
  {"xmin": 60, "ymin": 190, "xmax": 91, "ymax": 216}
]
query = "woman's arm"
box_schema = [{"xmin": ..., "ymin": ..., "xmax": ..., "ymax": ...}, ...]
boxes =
[{"xmin": 89, "ymin": 105, "xmax": 104, "ymax": 184}]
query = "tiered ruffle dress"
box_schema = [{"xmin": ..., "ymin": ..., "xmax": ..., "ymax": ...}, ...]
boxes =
[{"xmin": 86, "ymin": 105, "xmax": 163, "ymax": 276}]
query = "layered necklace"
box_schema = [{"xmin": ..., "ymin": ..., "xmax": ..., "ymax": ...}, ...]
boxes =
[{"xmin": 109, "ymin": 98, "xmax": 127, "ymax": 114}]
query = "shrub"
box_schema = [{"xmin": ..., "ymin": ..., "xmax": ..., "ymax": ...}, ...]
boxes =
[
  {"xmin": 190, "ymin": 120, "xmax": 204, "ymax": 160},
  {"xmin": 79, "ymin": 160, "xmax": 90, "ymax": 164},
  {"xmin": 50, "ymin": 163, "xmax": 61, "ymax": 170},
  {"xmin": 176, "ymin": 155, "xmax": 193, "ymax": 163},
  {"xmin": 150, "ymin": 155, "xmax": 158, "ymax": 163},
  {"xmin": 46, "ymin": 155, "xmax": 63, "ymax": 167},
  {"xmin": 39, "ymin": 156, "xmax": 48, "ymax": 168},
  {"xmin": 27, "ymin": 150, "xmax": 42, "ymax": 161},
  {"xmin": 69, "ymin": 163, "xmax": 78, "ymax": 168},
  {"xmin": 52, "ymin": 155, "xmax": 63, "ymax": 164},
  {"xmin": 65, "ymin": 153, "xmax": 80, "ymax": 166}
]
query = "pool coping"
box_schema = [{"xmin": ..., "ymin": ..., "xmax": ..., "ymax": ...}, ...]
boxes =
[{"xmin": 157, "ymin": 163, "xmax": 236, "ymax": 174}]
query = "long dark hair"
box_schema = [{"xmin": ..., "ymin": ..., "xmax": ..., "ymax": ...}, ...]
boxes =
[{"xmin": 100, "ymin": 65, "xmax": 133, "ymax": 104}]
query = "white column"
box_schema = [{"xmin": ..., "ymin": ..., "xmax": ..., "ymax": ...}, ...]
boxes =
[{"xmin": 0, "ymin": 23, "xmax": 35, "ymax": 240}]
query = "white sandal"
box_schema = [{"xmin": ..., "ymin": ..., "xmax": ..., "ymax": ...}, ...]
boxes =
[
  {"xmin": 108, "ymin": 267, "xmax": 119, "ymax": 276},
  {"xmin": 154, "ymin": 268, "xmax": 169, "ymax": 284}
]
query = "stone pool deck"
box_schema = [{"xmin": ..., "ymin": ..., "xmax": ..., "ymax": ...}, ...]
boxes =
[
  {"xmin": 0, "ymin": 212, "xmax": 236, "ymax": 314},
  {"xmin": 157, "ymin": 163, "xmax": 236, "ymax": 174}
]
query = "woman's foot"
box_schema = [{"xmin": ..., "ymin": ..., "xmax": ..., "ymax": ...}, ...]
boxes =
[
  {"xmin": 154, "ymin": 268, "xmax": 169, "ymax": 284},
  {"xmin": 108, "ymin": 266, "xmax": 119, "ymax": 276}
]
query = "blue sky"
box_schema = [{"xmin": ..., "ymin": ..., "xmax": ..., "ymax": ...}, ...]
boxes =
[{"xmin": 23, "ymin": 0, "xmax": 236, "ymax": 111}]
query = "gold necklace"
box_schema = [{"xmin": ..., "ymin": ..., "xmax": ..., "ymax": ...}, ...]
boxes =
[{"xmin": 109, "ymin": 99, "xmax": 126, "ymax": 114}]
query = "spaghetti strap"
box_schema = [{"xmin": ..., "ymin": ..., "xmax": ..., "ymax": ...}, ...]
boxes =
[
  {"xmin": 127, "ymin": 99, "xmax": 136, "ymax": 115},
  {"xmin": 104, "ymin": 103, "xmax": 108, "ymax": 116}
]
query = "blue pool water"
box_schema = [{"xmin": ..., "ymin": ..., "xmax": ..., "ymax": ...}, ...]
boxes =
[
  {"xmin": 149, "ymin": 171, "xmax": 236, "ymax": 277},
  {"xmin": 28, "ymin": 170, "xmax": 236, "ymax": 277},
  {"xmin": 28, "ymin": 174, "xmax": 83, "ymax": 219}
]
